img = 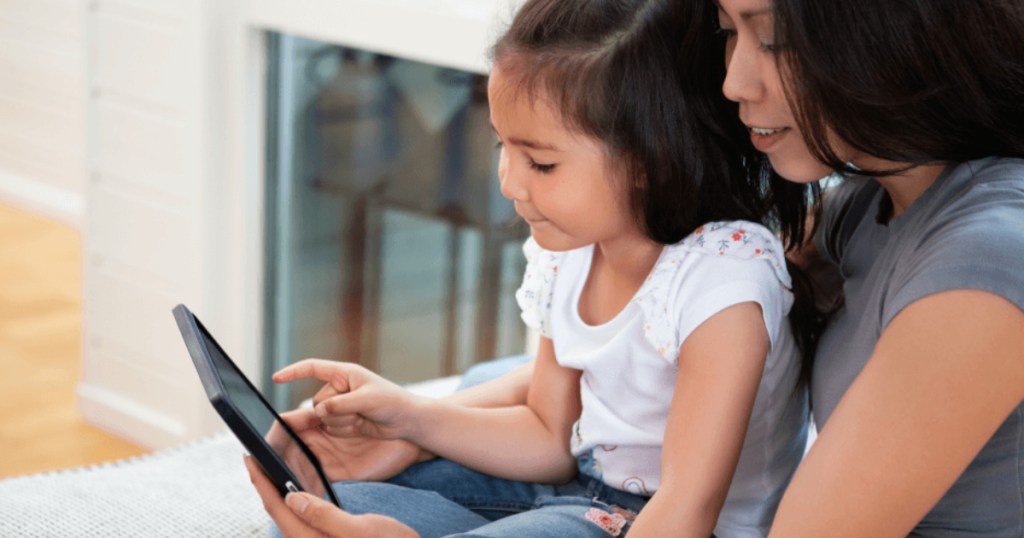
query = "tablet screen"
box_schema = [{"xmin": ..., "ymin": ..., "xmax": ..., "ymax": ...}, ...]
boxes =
[
  {"xmin": 178, "ymin": 305, "xmax": 340, "ymax": 506},
  {"xmin": 204, "ymin": 334, "xmax": 276, "ymax": 444}
]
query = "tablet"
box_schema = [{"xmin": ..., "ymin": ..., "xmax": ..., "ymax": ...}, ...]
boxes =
[{"xmin": 173, "ymin": 304, "xmax": 341, "ymax": 507}]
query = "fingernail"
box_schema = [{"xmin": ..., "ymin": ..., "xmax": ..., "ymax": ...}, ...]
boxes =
[{"xmin": 285, "ymin": 492, "xmax": 309, "ymax": 513}]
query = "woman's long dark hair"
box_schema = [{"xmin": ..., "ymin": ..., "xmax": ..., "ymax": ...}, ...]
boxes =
[
  {"xmin": 772, "ymin": 0, "xmax": 1024, "ymax": 176},
  {"xmin": 493, "ymin": 0, "xmax": 823, "ymax": 377}
]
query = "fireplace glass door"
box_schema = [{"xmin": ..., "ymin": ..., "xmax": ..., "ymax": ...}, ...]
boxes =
[{"xmin": 263, "ymin": 33, "xmax": 530, "ymax": 409}]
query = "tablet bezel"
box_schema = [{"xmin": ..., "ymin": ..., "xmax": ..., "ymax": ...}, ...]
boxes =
[{"xmin": 173, "ymin": 304, "xmax": 341, "ymax": 507}]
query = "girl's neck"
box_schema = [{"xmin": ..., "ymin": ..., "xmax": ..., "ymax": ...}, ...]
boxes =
[
  {"xmin": 578, "ymin": 237, "xmax": 662, "ymax": 326},
  {"xmin": 593, "ymin": 236, "xmax": 663, "ymax": 283}
]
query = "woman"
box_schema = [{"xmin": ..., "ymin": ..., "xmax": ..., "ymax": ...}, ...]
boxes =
[
  {"xmin": 714, "ymin": 0, "xmax": 1024, "ymax": 535},
  {"xmin": 249, "ymin": 0, "xmax": 1024, "ymax": 535}
]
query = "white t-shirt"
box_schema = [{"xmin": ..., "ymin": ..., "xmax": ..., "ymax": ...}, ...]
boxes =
[{"xmin": 516, "ymin": 220, "xmax": 808, "ymax": 537}]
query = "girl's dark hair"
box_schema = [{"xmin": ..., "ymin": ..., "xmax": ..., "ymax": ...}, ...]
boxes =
[
  {"xmin": 773, "ymin": 0, "xmax": 1024, "ymax": 176},
  {"xmin": 493, "ymin": 0, "xmax": 823, "ymax": 378}
]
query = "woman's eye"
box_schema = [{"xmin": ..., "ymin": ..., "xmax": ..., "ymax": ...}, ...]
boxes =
[
  {"xmin": 758, "ymin": 40, "xmax": 781, "ymax": 53},
  {"xmin": 715, "ymin": 26, "xmax": 737, "ymax": 39},
  {"xmin": 494, "ymin": 140, "xmax": 504, "ymax": 149},
  {"xmin": 529, "ymin": 161, "xmax": 556, "ymax": 174}
]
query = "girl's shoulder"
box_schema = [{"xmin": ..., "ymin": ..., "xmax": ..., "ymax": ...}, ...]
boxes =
[
  {"xmin": 515, "ymin": 237, "xmax": 578, "ymax": 337},
  {"xmin": 637, "ymin": 220, "xmax": 793, "ymax": 361},
  {"xmin": 659, "ymin": 220, "xmax": 790, "ymax": 285}
]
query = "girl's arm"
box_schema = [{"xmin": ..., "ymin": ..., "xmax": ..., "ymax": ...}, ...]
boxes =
[
  {"xmin": 292, "ymin": 338, "xmax": 579, "ymax": 484},
  {"xmin": 411, "ymin": 337, "xmax": 580, "ymax": 482},
  {"xmin": 628, "ymin": 302, "xmax": 771, "ymax": 537},
  {"xmin": 443, "ymin": 359, "xmax": 534, "ymax": 408},
  {"xmin": 769, "ymin": 290, "xmax": 1024, "ymax": 537}
]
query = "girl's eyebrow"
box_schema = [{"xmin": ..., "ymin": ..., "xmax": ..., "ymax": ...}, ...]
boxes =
[
  {"xmin": 507, "ymin": 137, "xmax": 561, "ymax": 151},
  {"xmin": 490, "ymin": 123, "xmax": 561, "ymax": 151}
]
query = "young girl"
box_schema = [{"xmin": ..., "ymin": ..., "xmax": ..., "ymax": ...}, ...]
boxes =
[
  {"xmin": 248, "ymin": 0, "xmax": 818, "ymax": 536},
  {"xmin": 713, "ymin": 0, "xmax": 1024, "ymax": 535}
]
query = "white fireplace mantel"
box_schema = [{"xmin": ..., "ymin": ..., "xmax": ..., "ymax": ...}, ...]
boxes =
[{"xmin": 80, "ymin": 0, "xmax": 518, "ymax": 449}]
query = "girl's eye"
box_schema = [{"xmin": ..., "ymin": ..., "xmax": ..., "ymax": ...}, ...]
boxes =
[
  {"xmin": 529, "ymin": 161, "xmax": 556, "ymax": 174},
  {"xmin": 494, "ymin": 140, "xmax": 504, "ymax": 149}
]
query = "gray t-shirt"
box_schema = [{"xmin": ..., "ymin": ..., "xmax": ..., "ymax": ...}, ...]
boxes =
[{"xmin": 813, "ymin": 157, "xmax": 1024, "ymax": 536}]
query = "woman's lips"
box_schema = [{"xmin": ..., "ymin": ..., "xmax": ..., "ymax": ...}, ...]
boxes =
[{"xmin": 748, "ymin": 126, "xmax": 790, "ymax": 153}]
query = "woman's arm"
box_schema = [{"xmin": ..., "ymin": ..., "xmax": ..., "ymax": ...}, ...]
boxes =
[
  {"xmin": 769, "ymin": 290, "xmax": 1024, "ymax": 537},
  {"xmin": 628, "ymin": 302, "xmax": 771, "ymax": 537}
]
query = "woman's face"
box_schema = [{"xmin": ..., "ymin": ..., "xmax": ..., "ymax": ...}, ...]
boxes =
[{"xmin": 716, "ymin": 0, "xmax": 834, "ymax": 183}]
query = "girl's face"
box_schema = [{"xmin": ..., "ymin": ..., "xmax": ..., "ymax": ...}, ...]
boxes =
[
  {"xmin": 488, "ymin": 64, "xmax": 642, "ymax": 252},
  {"xmin": 716, "ymin": 0, "xmax": 834, "ymax": 183}
]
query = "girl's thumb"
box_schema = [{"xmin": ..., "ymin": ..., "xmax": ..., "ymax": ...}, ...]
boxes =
[{"xmin": 285, "ymin": 491, "xmax": 312, "ymax": 514}]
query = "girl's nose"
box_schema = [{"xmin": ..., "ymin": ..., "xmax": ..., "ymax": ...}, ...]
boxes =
[
  {"xmin": 721, "ymin": 40, "xmax": 764, "ymax": 105},
  {"xmin": 498, "ymin": 151, "xmax": 529, "ymax": 201}
]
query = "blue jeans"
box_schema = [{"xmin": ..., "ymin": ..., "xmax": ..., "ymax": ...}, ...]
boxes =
[
  {"xmin": 270, "ymin": 356, "xmax": 652, "ymax": 537},
  {"xmin": 333, "ymin": 457, "xmax": 648, "ymax": 537}
]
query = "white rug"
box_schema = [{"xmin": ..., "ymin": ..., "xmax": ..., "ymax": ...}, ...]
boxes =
[
  {"xmin": 0, "ymin": 376, "xmax": 463, "ymax": 537},
  {"xmin": 0, "ymin": 432, "xmax": 270, "ymax": 537}
]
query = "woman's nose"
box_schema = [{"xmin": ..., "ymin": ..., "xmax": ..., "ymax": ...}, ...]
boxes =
[{"xmin": 721, "ymin": 39, "xmax": 764, "ymax": 104}]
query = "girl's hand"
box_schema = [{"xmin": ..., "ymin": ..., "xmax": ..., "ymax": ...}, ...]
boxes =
[
  {"xmin": 273, "ymin": 359, "xmax": 427, "ymax": 441},
  {"xmin": 269, "ymin": 408, "xmax": 434, "ymax": 483},
  {"xmin": 244, "ymin": 455, "xmax": 419, "ymax": 538}
]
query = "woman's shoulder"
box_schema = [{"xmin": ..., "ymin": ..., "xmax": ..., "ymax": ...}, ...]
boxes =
[
  {"xmin": 884, "ymin": 158, "xmax": 1024, "ymax": 322},
  {"xmin": 917, "ymin": 158, "xmax": 1024, "ymax": 245}
]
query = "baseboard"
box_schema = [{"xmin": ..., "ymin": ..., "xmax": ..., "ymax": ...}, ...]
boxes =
[
  {"xmin": 76, "ymin": 383, "xmax": 190, "ymax": 450},
  {"xmin": 0, "ymin": 170, "xmax": 83, "ymax": 228}
]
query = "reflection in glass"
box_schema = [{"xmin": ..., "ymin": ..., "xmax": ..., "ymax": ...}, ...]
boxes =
[{"xmin": 264, "ymin": 33, "xmax": 529, "ymax": 409}]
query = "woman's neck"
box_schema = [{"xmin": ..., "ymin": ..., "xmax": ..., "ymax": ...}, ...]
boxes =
[{"xmin": 871, "ymin": 162, "xmax": 948, "ymax": 220}]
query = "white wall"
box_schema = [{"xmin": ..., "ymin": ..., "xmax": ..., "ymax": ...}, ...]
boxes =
[
  {"xmin": 0, "ymin": 0, "xmax": 86, "ymax": 226},
  {"xmin": 74, "ymin": 0, "xmax": 520, "ymax": 449},
  {"xmin": 76, "ymin": 0, "xmax": 229, "ymax": 449}
]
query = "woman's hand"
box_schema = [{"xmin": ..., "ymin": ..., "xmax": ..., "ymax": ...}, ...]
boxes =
[
  {"xmin": 245, "ymin": 455, "xmax": 418, "ymax": 538},
  {"xmin": 268, "ymin": 407, "xmax": 434, "ymax": 483},
  {"xmin": 274, "ymin": 359, "xmax": 428, "ymax": 441}
]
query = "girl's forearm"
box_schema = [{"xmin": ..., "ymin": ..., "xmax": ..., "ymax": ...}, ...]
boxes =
[
  {"xmin": 442, "ymin": 360, "xmax": 534, "ymax": 408},
  {"xmin": 402, "ymin": 398, "xmax": 577, "ymax": 483}
]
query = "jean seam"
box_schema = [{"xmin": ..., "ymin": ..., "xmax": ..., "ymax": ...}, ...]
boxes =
[{"xmin": 447, "ymin": 497, "xmax": 535, "ymax": 513}]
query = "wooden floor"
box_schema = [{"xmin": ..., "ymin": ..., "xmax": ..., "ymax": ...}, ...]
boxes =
[{"xmin": 0, "ymin": 203, "xmax": 149, "ymax": 478}]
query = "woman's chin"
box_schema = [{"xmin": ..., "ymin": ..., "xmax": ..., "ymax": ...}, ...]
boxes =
[{"xmin": 769, "ymin": 158, "xmax": 834, "ymax": 185}]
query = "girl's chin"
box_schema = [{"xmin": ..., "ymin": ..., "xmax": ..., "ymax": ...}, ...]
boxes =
[{"xmin": 530, "ymin": 231, "xmax": 583, "ymax": 253}]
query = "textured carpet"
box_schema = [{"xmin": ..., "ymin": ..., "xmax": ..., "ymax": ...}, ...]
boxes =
[
  {"xmin": 0, "ymin": 432, "xmax": 269, "ymax": 537},
  {"xmin": 0, "ymin": 376, "xmax": 465, "ymax": 537}
]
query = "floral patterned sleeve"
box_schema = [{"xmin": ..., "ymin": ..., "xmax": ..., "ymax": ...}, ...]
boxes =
[
  {"xmin": 633, "ymin": 221, "xmax": 792, "ymax": 363},
  {"xmin": 514, "ymin": 237, "xmax": 561, "ymax": 338}
]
